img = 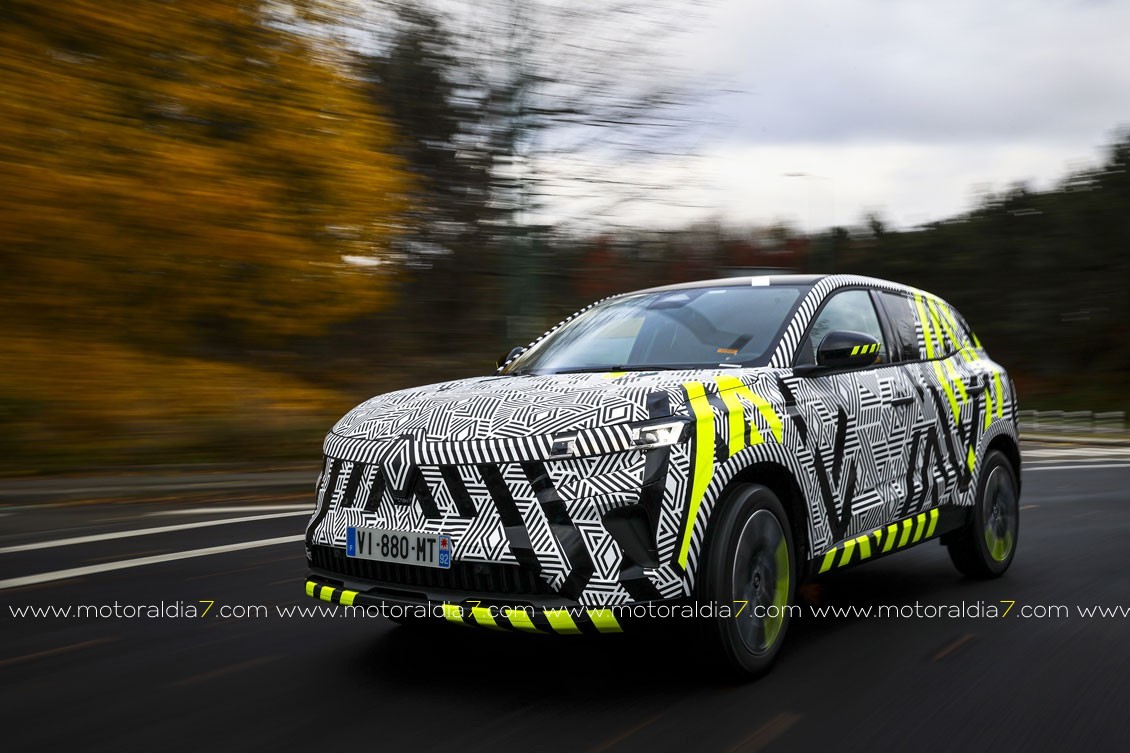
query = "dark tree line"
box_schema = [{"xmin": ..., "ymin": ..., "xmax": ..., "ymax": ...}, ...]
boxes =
[{"xmin": 834, "ymin": 133, "xmax": 1130, "ymax": 409}]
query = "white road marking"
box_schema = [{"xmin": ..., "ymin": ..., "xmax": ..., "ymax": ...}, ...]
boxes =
[
  {"xmin": 144, "ymin": 505, "xmax": 312, "ymax": 516},
  {"xmin": 1025, "ymin": 463, "xmax": 1130, "ymax": 472},
  {"xmin": 0, "ymin": 535, "xmax": 305, "ymax": 590},
  {"xmin": 1025, "ymin": 448, "xmax": 1130, "ymax": 459},
  {"xmin": 2, "ymin": 477, "xmax": 310, "ymax": 498},
  {"xmin": 0, "ymin": 511, "xmax": 310, "ymax": 554}
]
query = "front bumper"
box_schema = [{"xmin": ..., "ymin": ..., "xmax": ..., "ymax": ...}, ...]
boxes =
[{"xmin": 305, "ymin": 433, "xmax": 694, "ymax": 606}]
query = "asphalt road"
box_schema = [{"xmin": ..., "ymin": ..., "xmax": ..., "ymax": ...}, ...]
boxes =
[{"xmin": 2, "ymin": 445, "xmax": 1129, "ymax": 753}]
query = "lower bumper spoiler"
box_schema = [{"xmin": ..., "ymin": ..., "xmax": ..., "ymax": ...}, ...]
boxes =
[{"xmin": 303, "ymin": 573, "xmax": 628, "ymax": 635}]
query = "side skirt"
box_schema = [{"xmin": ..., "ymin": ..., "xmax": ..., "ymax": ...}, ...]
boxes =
[{"xmin": 805, "ymin": 506, "xmax": 969, "ymax": 578}]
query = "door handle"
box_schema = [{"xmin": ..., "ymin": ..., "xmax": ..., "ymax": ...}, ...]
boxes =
[
  {"xmin": 965, "ymin": 385, "xmax": 986, "ymax": 396},
  {"xmin": 891, "ymin": 396, "xmax": 915, "ymax": 407}
]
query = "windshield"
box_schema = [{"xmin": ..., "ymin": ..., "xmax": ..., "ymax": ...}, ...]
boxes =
[{"xmin": 505, "ymin": 284, "xmax": 806, "ymax": 374}]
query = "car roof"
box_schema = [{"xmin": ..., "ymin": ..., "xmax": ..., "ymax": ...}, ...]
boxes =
[
  {"xmin": 626, "ymin": 274, "xmax": 826, "ymax": 295},
  {"xmin": 628, "ymin": 271, "xmax": 926, "ymax": 293}
]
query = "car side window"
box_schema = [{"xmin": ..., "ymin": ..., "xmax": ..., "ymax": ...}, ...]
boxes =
[
  {"xmin": 914, "ymin": 294, "xmax": 966, "ymax": 359},
  {"xmin": 877, "ymin": 291, "xmax": 920, "ymax": 362},
  {"xmin": 795, "ymin": 289, "xmax": 888, "ymax": 366}
]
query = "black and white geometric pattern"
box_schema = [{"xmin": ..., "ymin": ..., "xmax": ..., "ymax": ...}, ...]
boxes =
[{"xmin": 307, "ymin": 274, "xmax": 1019, "ymax": 606}]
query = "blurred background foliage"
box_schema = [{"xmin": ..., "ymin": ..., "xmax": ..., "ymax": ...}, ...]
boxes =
[{"xmin": 0, "ymin": 0, "xmax": 1126, "ymax": 475}]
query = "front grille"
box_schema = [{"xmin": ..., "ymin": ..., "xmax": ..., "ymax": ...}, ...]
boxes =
[{"xmin": 310, "ymin": 545, "xmax": 555, "ymax": 596}]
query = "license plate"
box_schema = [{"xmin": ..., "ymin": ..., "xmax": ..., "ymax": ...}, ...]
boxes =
[{"xmin": 346, "ymin": 527, "xmax": 451, "ymax": 569}]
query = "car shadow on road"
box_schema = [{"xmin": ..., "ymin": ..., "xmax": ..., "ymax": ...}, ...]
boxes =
[{"xmin": 344, "ymin": 546, "xmax": 1007, "ymax": 699}]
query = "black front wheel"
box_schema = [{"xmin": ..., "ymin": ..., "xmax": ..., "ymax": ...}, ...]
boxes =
[
  {"xmin": 947, "ymin": 449, "xmax": 1020, "ymax": 578},
  {"xmin": 698, "ymin": 483, "xmax": 795, "ymax": 677}
]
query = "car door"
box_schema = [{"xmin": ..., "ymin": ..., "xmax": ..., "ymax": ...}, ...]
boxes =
[
  {"xmin": 901, "ymin": 291, "xmax": 987, "ymax": 507},
  {"xmin": 874, "ymin": 289, "xmax": 940, "ymax": 518},
  {"xmin": 786, "ymin": 287, "xmax": 910, "ymax": 542}
]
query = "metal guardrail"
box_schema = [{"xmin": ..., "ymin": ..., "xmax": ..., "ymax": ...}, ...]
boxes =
[{"xmin": 1017, "ymin": 410, "xmax": 1126, "ymax": 434}]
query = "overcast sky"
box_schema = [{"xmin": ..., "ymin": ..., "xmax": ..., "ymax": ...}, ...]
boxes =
[{"xmin": 614, "ymin": 0, "xmax": 1130, "ymax": 230}]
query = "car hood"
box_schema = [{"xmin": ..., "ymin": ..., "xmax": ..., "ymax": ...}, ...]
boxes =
[{"xmin": 330, "ymin": 369, "xmax": 762, "ymax": 443}]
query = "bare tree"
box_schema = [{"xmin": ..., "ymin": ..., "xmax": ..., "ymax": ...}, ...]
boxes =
[
  {"xmin": 442, "ymin": 0, "xmax": 717, "ymax": 231},
  {"xmin": 341, "ymin": 0, "xmax": 720, "ymax": 342}
]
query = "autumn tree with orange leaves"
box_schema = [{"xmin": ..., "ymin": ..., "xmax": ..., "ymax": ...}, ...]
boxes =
[{"xmin": 0, "ymin": 0, "xmax": 411, "ymax": 346}]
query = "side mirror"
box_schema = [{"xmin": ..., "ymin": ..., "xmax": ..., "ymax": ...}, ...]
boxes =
[
  {"xmin": 797, "ymin": 330, "xmax": 880, "ymax": 375},
  {"xmin": 496, "ymin": 346, "xmax": 526, "ymax": 370},
  {"xmin": 817, "ymin": 330, "xmax": 881, "ymax": 369}
]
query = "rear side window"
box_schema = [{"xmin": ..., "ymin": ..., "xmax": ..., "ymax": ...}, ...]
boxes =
[
  {"xmin": 877, "ymin": 292, "xmax": 920, "ymax": 362},
  {"xmin": 909, "ymin": 292, "xmax": 973, "ymax": 359},
  {"xmin": 950, "ymin": 308, "xmax": 980, "ymax": 347}
]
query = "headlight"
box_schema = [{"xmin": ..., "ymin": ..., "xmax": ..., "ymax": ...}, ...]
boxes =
[
  {"xmin": 630, "ymin": 419, "xmax": 688, "ymax": 448},
  {"xmin": 550, "ymin": 418, "xmax": 688, "ymax": 458}
]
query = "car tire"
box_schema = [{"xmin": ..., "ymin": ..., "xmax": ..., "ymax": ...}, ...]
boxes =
[
  {"xmin": 946, "ymin": 449, "xmax": 1019, "ymax": 578},
  {"xmin": 698, "ymin": 483, "xmax": 795, "ymax": 677}
]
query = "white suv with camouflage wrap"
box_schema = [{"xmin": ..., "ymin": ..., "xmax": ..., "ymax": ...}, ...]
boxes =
[{"xmin": 305, "ymin": 274, "xmax": 1020, "ymax": 675}]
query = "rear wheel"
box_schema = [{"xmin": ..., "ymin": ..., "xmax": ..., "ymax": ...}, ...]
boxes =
[
  {"xmin": 698, "ymin": 483, "xmax": 795, "ymax": 677},
  {"xmin": 947, "ymin": 449, "xmax": 1019, "ymax": 577}
]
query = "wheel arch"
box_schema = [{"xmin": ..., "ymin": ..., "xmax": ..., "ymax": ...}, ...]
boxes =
[
  {"xmin": 987, "ymin": 433, "xmax": 1022, "ymax": 493},
  {"xmin": 698, "ymin": 462, "xmax": 810, "ymax": 577}
]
